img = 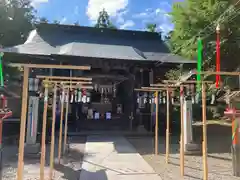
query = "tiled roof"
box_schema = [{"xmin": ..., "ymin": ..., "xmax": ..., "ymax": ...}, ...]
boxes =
[{"xmin": 3, "ymin": 23, "xmax": 196, "ymax": 64}]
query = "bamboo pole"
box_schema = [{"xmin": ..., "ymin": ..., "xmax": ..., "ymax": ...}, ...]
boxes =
[
  {"xmin": 142, "ymin": 87, "xmax": 169, "ymax": 90},
  {"xmin": 198, "ymin": 71, "xmax": 240, "ymax": 76},
  {"xmin": 37, "ymin": 75, "xmax": 92, "ymax": 81},
  {"xmin": 10, "ymin": 63, "xmax": 91, "ymax": 70},
  {"xmin": 58, "ymin": 85, "xmax": 93, "ymax": 89},
  {"xmin": 40, "ymin": 83, "xmax": 49, "ymax": 180},
  {"xmin": 58, "ymin": 88, "xmax": 65, "ymax": 164},
  {"xmin": 155, "ymin": 91, "xmax": 159, "ymax": 155},
  {"xmin": 63, "ymin": 88, "xmax": 69, "ymax": 155},
  {"xmin": 49, "ymin": 84, "xmax": 57, "ymax": 180},
  {"xmin": 180, "ymin": 85, "xmax": 184, "ymax": 176},
  {"xmin": 202, "ymin": 82, "xmax": 208, "ymax": 180},
  {"xmin": 150, "ymin": 84, "xmax": 189, "ymax": 87},
  {"xmin": 43, "ymin": 80, "xmax": 92, "ymax": 84},
  {"xmin": 17, "ymin": 67, "xmax": 29, "ymax": 180},
  {"xmin": 163, "ymin": 80, "xmax": 213, "ymax": 84},
  {"xmin": 166, "ymin": 88, "xmax": 170, "ymax": 164}
]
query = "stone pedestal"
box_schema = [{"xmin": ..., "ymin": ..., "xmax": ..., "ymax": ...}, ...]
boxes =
[
  {"xmin": 183, "ymin": 100, "xmax": 201, "ymax": 155},
  {"xmin": 137, "ymin": 125, "xmax": 147, "ymax": 133},
  {"xmin": 24, "ymin": 143, "xmax": 40, "ymax": 156},
  {"xmin": 25, "ymin": 96, "xmax": 40, "ymax": 155},
  {"xmin": 184, "ymin": 143, "xmax": 201, "ymax": 155}
]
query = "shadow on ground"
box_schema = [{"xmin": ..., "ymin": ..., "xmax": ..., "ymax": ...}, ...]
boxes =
[
  {"xmin": 193, "ymin": 124, "xmax": 232, "ymax": 154},
  {"xmin": 2, "ymin": 136, "xmax": 89, "ymax": 180},
  {"xmin": 128, "ymin": 123, "xmax": 233, "ymax": 156}
]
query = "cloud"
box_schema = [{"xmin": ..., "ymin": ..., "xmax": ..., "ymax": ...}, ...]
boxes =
[
  {"xmin": 132, "ymin": 2, "xmax": 173, "ymax": 34},
  {"xmin": 119, "ymin": 20, "xmax": 135, "ymax": 29},
  {"xmin": 30, "ymin": 0, "xmax": 48, "ymax": 8},
  {"xmin": 115, "ymin": 9, "xmax": 128, "ymax": 24},
  {"xmin": 158, "ymin": 24, "xmax": 174, "ymax": 33},
  {"xmin": 60, "ymin": 17, "xmax": 67, "ymax": 24},
  {"xmin": 74, "ymin": 6, "xmax": 79, "ymax": 15},
  {"xmin": 86, "ymin": 0, "xmax": 129, "ymax": 21},
  {"xmin": 133, "ymin": 7, "xmax": 169, "ymax": 20},
  {"xmin": 132, "ymin": 12, "xmax": 149, "ymax": 19}
]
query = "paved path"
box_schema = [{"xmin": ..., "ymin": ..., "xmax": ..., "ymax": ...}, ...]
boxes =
[{"xmin": 79, "ymin": 135, "xmax": 162, "ymax": 180}]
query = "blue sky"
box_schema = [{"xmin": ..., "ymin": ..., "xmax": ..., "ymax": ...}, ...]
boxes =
[{"xmin": 31, "ymin": 0, "xmax": 179, "ymax": 34}]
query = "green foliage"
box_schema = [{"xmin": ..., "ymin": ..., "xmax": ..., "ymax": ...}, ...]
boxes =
[
  {"xmin": 94, "ymin": 9, "xmax": 117, "ymax": 29},
  {"xmin": 0, "ymin": 0, "xmax": 35, "ymax": 79},
  {"xmin": 39, "ymin": 17, "xmax": 48, "ymax": 23},
  {"xmin": 74, "ymin": 21, "xmax": 80, "ymax": 26},
  {"xmin": 146, "ymin": 23, "xmax": 157, "ymax": 32},
  {"xmin": 164, "ymin": 64, "xmax": 184, "ymax": 80},
  {"xmin": 169, "ymin": 0, "xmax": 240, "ymax": 70},
  {"xmin": 0, "ymin": 0, "xmax": 35, "ymax": 47},
  {"xmin": 165, "ymin": 0, "xmax": 240, "ymax": 98},
  {"xmin": 53, "ymin": 20, "xmax": 60, "ymax": 24}
]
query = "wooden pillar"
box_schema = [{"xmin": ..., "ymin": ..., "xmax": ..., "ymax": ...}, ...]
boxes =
[
  {"xmin": 40, "ymin": 83, "xmax": 49, "ymax": 180},
  {"xmin": 63, "ymin": 88, "xmax": 69, "ymax": 155},
  {"xmin": 155, "ymin": 91, "xmax": 159, "ymax": 155},
  {"xmin": 202, "ymin": 82, "xmax": 208, "ymax": 180},
  {"xmin": 58, "ymin": 88, "xmax": 65, "ymax": 164},
  {"xmin": 49, "ymin": 84, "xmax": 57, "ymax": 180},
  {"xmin": 180, "ymin": 85, "xmax": 184, "ymax": 176},
  {"xmin": 166, "ymin": 88, "xmax": 170, "ymax": 163},
  {"xmin": 17, "ymin": 67, "xmax": 29, "ymax": 180}
]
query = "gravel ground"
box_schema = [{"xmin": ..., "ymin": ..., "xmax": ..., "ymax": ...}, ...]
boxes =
[
  {"xmin": 2, "ymin": 136, "xmax": 86, "ymax": 180},
  {"xmin": 127, "ymin": 124, "xmax": 240, "ymax": 180},
  {"xmin": 2, "ymin": 123, "xmax": 240, "ymax": 180}
]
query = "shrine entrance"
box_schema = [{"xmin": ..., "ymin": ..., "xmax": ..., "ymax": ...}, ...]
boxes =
[{"xmin": 67, "ymin": 74, "xmax": 131, "ymax": 132}]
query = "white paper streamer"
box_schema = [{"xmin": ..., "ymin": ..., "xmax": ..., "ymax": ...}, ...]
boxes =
[
  {"xmin": 211, "ymin": 94, "xmax": 215, "ymax": 105},
  {"xmin": 70, "ymin": 90, "xmax": 74, "ymax": 103},
  {"xmin": 74, "ymin": 90, "xmax": 78, "ymax": 102}
]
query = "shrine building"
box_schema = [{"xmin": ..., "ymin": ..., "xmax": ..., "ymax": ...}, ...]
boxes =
[{"xmin": 2, "ymin": 23, "xmax": 196, "ymax": 133}]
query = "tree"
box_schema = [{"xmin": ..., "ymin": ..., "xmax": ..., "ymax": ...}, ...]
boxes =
[
  {"xmin": 166, "ymin": 0, "xmax": 240, "ymax": 119},
  {"xmin": 0, "ymin": 0, "xmax": 35, "ymax": 47},
  {"xmin": 169, "ymin": 0, "xmax": 240, "ymax": 72},
  {"xmin": 39, "ymin": 17, "xmax": 48, "ymax": 23},
  {"xmin": 0, "ymin": 0, "xmax": 35, "ymax": 79},
  {"xmin": 146, "ymin": 23, "xmax": 157, "ymax": 32},
  {"xmin": 94, "ymin": 9, "xmax": 117, "ymax": 29},
  {"xmin": 74, "ymin": 21, "xmax": 80, "ymax": 26},
  {"xmin": 53, "ymin": 20, "xmax": 60, "ymax": 24}
]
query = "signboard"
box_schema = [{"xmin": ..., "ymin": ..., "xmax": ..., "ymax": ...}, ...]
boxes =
[
  {"xmin": 26, "ymin": 96, "xmax": 39, "ymax": 145},
  {"xmin": 183, "ymin": 100, "xmax": 193, "ymax": 145}
]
